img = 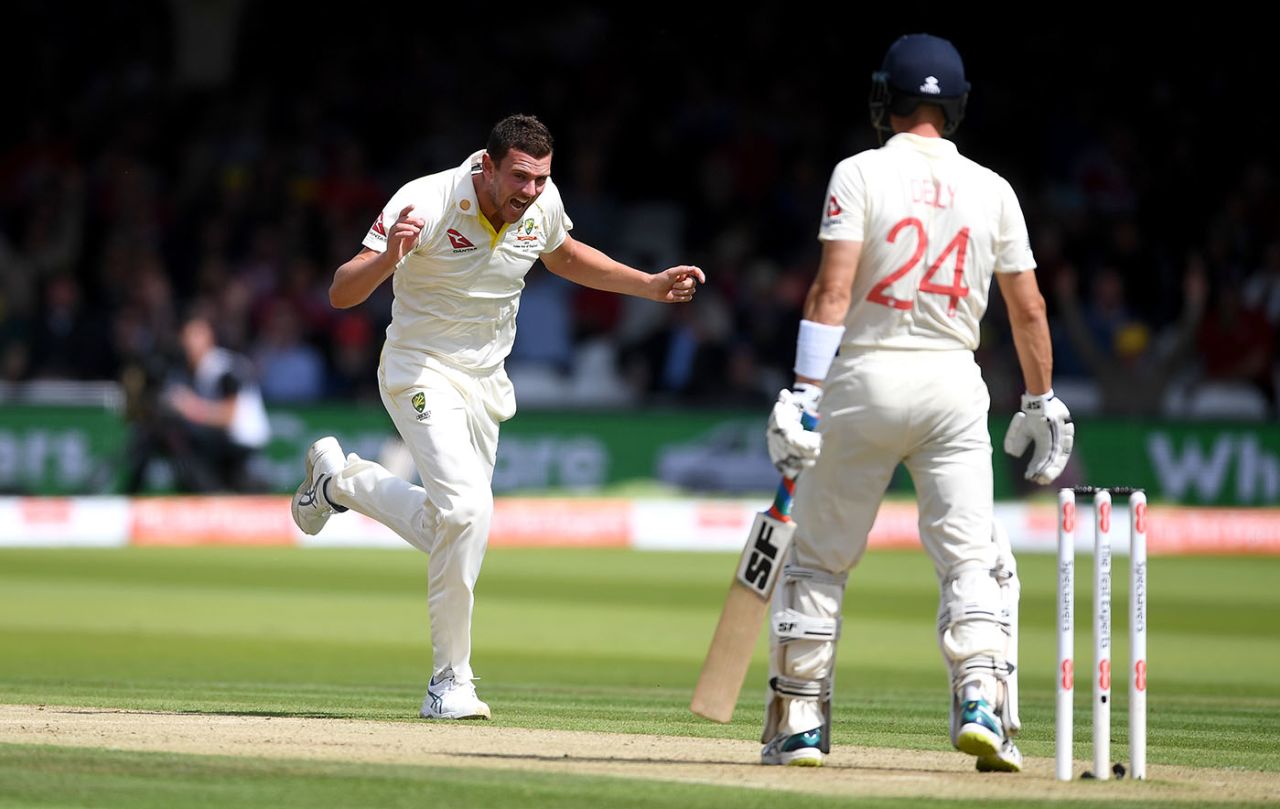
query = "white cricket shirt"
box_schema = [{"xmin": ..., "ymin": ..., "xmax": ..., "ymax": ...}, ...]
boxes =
[
  {"xmin": 363, "ymin": 151, "xmax": 573, "ymax": 372},
  {"xmin": 819, "ymin": 133, "xmax": 1035, "ymax": 352}
]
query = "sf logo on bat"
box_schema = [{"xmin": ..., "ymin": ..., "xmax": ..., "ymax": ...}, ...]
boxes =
[{"xmin": 737, "ymin": 516, "xmax": 791, "ymax": 597}]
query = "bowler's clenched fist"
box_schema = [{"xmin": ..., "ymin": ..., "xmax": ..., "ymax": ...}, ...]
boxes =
[
  {"xmin": 654, "ymin": 265, "xmax": 706, "ymax": 303},
  {"xmin": 388, "ymin": 205, "xmax": 425, "ymax": 265}
]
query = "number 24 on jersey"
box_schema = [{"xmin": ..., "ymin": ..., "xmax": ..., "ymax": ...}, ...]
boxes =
[{"xmin": 867, "ymin": 217, "xmax": 970, "ymax": 317}]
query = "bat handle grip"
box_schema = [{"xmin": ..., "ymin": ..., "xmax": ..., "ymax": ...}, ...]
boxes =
[
  {"xmin": 768, "ymin": 409, "xmax": 818, "ymax": 520},
  {"xmin": 768, "ymin": 476, "xmax": 797, "ymax": 520}
]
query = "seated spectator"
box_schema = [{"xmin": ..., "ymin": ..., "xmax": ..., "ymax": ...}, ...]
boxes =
[
  {"xmin": 508, "ymin": 267, "xmax": 575, "ymax": 374},
  {"xmin": 621, "ymin": 289, "xmax": 734, "ymax": 404},
  {"xmin": 125, "ymin": 310, "xmax": 270, "ymax": 492},
  {"xmin": 327, "ymin": 312, "xmax": 381, "ymax": 401},
  {"xmin": 28, "ymin": 273, "xmax": 115, "ymax": 380},
  {"xmin": 1196, "ymin": 281, "xmax": 1277, "ymax": 414},
  {"xmin": 255, "ymin": 301, "xmax": 327, "ymax": 403}
]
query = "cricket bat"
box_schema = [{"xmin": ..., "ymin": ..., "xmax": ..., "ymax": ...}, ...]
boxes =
[{"xmin": 690, "ymin": 474, "xmax": 801, "ymax": 723}]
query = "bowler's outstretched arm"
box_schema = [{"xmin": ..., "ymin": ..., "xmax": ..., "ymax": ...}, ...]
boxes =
[{"xmin": 541, "ymin": 233, "xmax": 704, "ymax": 303}]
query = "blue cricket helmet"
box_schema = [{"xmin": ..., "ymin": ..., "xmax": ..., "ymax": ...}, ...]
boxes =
[{"xmin": 869, "ymin": 33, "xmax": 970, "ymax": 137}]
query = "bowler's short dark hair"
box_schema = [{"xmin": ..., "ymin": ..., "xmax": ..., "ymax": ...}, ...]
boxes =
[{"xmin": 487, "ymin": 114, "xmax": 553, "ymax": 165}]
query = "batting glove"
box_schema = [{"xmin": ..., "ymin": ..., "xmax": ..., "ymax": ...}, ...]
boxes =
[
  {"xmin": 1003, "ymin": 390, "xmax": 1075, "ymax": 485},
  {"xmin": 766, "ymin": 383, "xmax": 822, "ymax": 480}
]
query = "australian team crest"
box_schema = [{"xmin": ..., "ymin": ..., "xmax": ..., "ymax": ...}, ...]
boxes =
[
  {"xmin": 515, "ymin": 217, "xmax": 539, "ymax": 247},
  {"xmin": 411, "ymin": 392, "xmax": 430, "ymax": 421}
]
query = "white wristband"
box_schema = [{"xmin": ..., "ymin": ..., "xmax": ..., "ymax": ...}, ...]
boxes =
[{"xmin": 794, "ymin": 319, "xmax": 845, "ymax": 381}]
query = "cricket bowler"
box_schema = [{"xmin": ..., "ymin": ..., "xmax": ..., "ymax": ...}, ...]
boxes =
[{"xmin": 289, "ymin": 114, "xmax": 704, "ymax": 720}]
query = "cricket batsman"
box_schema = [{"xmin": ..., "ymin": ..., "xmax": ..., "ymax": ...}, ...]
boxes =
[
  {"xmin": 289, "ymin": 114, "xmax": 704, "ymax": 720},
  {"xmin": 761, "ymin": 33, "xmax": 1073, "ymax": 768}
]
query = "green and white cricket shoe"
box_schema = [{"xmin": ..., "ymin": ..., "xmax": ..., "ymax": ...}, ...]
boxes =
[
  {"xmin": 975, "ymin": 737, "xmax": 1023, "ymax": 773},
  {"xmin": 421, "ymin": 670, "xmax": 491, "ymax": 720},
  {"xmin": 290, "ymin": 436, "xmax": 347, "ymax": 535},
  {"xmin": 954, "ymin": 698, "xmax": 1003, "ymax": 760},
  {"xmin": 761, "ymin": 727, "xmax": 824, "ymax": 767}
]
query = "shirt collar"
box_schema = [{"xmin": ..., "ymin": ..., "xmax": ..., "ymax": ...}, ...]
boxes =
[
  {"xmin": 886, "ymin": 132, "xmax": 959, "ymax": 157},
  {"xmin": 450, "ymin": 149, "xmax": 485, "ymax": 216}
]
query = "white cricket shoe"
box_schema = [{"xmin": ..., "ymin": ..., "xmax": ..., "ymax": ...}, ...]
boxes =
[
  {"xmin": 954, "ymin": 697, "xmax": 1025, "ymax": 772},
  {"xmin": 975, "ymin": 737, "xmax": 1024, "ymax": 773},
  {"xmin": 421, "ymin": 670, "xmax": 491, "ymax": 720},
  {"xmin": 290, "ymin": 436, "xmax": 346, "ymax": 535}
]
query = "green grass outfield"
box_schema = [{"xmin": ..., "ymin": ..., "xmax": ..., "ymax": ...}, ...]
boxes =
[{"xmin": 1, "ymin": 546, "xmax": 1278, "ymax": 807}]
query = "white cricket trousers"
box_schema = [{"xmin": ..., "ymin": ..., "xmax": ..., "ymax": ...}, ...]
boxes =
[
  {"xmin": 328, "ymin": 349, "xmax": 515, "ymax": 683},
  {"xmin": 792, "ymin": 348, "xmax": 1003, "ymax": 679}
]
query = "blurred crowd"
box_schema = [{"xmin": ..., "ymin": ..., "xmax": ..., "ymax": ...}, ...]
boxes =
[{"xmin": 2, "ymin": 5, "xmax": 1277, "ymax": 418}]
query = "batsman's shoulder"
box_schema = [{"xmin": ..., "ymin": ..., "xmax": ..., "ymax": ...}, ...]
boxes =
[
  {"xmin": 963, "ymin": 155, "xmax": 1018, "ymax": 196},
  {"xmin": 839, "ymin": 148, "xmax": 880, "ymax": 172}
]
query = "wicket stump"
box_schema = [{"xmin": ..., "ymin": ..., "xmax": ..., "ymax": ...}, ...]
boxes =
[{"xmin": 1056, "ymin": 486, "xmax": 1147, "ymax": 781}]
